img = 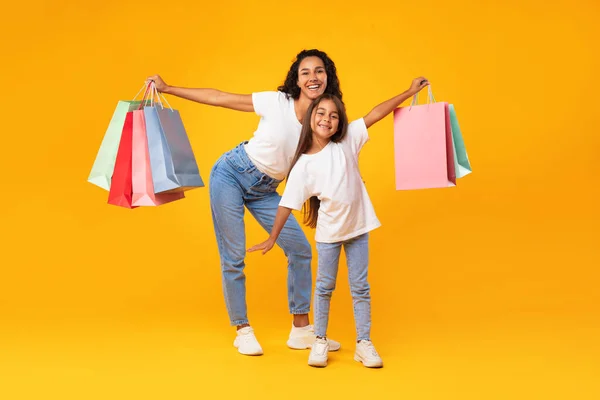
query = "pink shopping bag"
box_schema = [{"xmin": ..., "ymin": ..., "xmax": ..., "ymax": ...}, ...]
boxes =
[
  {"xmin": 131, "ymin": 106, "xmax": 185, "ymax": 206},
  {"xmin": 393, "ymin": 87, "xmax": 456, "ymax": 190}
]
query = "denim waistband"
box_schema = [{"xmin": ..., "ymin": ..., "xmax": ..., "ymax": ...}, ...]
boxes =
[{"xmin": 227, "ymin": 141, "xmax": 282, "ymax": 184}]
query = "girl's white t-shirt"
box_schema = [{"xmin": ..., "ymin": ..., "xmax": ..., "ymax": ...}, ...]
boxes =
[
  {"xmin": 279, "ymin": 118, "xmax": 381, "ymax": 243},
  {"xmin": 244, "ymin": 91, "xmax": 302, "ymax": 181}
]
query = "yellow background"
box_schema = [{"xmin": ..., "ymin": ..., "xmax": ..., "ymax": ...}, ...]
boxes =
[{"xmin": 1, "ymin": 0, "xmax": 599, "ymax": 399}]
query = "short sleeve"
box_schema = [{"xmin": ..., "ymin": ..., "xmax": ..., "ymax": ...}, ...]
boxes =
[
  {"xmin": 279, "ymin": 162, "xmax": 312, "ymax": 211},
  {"xmin": 343, "ymin": 118, "xmax": 370, "ymax": 155},
  {"xmin": 252, "ymin": 91, "xmax": 280, "ymax": 117}
]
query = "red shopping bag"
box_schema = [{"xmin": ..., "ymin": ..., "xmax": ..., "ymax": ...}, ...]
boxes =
[{"xmin": 108, "ymin": 112, "xmax": 137, "ymax": 208}]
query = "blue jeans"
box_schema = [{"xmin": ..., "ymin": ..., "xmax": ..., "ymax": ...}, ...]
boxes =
[
  {"xmin": 314, "ymin": 233, "xmax": 371, "ymax": 341},
  {"xmin": 209, "ymin": 143, "xmax": 312, "ymax": 326}
]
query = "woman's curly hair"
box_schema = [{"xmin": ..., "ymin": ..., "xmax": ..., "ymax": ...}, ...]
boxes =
[{"xmin": 277, "ymin": 49, "xmax": 343, "ymax": 100}]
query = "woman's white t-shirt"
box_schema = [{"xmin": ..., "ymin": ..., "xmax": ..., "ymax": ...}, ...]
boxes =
[
  {"xmin": 279, "ymin": 118, "xmax": 381, "ymax": 243},
  {"xmin": 245, "ymin": 91, "xmax": 302, "ymax": 181}
]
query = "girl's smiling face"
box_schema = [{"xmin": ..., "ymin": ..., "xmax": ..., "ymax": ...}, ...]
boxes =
[{"xmin": 310, "ymin": 98, "xmax": 340, "ymax": 142}]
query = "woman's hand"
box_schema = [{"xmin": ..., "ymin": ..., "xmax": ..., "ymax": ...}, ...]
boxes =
[
  {"xmin": 247, "ymin": 238, "xmax": 276, "ymax": 255},
  {"xmin": 147, "ymin": 74, "xmax": 170, "ymax": 93},
  {"xmin": 408, "ymin": 76, "xmax": 429, "ymax": 96}
]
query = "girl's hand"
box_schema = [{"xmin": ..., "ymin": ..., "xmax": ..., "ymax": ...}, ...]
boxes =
[
  {"xmin": 147, "ymin": 74, "xmax": 170, "ymax": 93},
  {"xmin": 247, "ymin": 238, "xmax": 276, "ymax": 255},
  {"xmin": 408, "ymin": 77, "xmax": 429, "ymax": 96}
]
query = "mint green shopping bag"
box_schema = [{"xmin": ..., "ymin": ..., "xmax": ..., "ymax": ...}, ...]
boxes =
[
  {"xmin": 448, "ymin": 104, "xmax": 472, "ymax": 179},
  {"xmin": 88, "ymin": 85, "xmax": 150, "ymax": 191}
]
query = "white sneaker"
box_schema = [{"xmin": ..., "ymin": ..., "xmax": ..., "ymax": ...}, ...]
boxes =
[
  {"xmin": 233, "ymin": 327, "xmax": 263, "ymax": 356},
  {"xmin": 354, "ymin": 340, "xmax": 383, "ymax": 368},
  {"xmin": 308, "ymin": 337, "xmax": 329, "ymax": 367},
  {"xmin": 286, "ymin": 324, "xmax": 341, "ymax": 351}
]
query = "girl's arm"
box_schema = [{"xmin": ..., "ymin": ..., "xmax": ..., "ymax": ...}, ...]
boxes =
[
  {"xmin": 147, "ymin": 75, "xmax": 255, "ymax": 112},
  {"xmin": 363, "ymin": 77, "xmax": 429, "ymax": 129},
  {"xmin": 247, "ymin": 206, "xmax": 293, "ymax": 255}
]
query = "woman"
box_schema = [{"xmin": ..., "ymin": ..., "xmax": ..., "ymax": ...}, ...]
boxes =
[{"xmin": 148, "ymin": 49, "xmax": 342, "ymax": 356}]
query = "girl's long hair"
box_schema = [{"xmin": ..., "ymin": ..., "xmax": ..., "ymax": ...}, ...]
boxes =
[{"xmin": 287, "ymin": 94, "xmax": 349, "ymax": 229}]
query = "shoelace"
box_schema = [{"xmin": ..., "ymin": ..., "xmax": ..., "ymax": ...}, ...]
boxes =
[
  {"xmin": 239, "ymin": 331, "xmax": 256, "ymax": 344},
  {"xmin": 362, "ymin": 341, "xmax": 379, "ymax": 357},
  {"xmin": 314, "ymin": 339, "xmax": 328, "ymax": 355}
]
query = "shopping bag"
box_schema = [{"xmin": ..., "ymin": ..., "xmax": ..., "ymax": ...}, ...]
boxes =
[
  {"xmin": 448, "ymin": 104, "xmax": 472, "ymax": 179},
  {"xmin": 393, "ymin": 87, "xmax": 456, "ymax": 190},
  {"xmin": 88, "ymin": 83, "xmax": 152, "ymax": 191},
  {"xmin": 107, "ymin": 112, "xmax": 137, "ymax": 208},
  {"xmin": 131, "ymin": 109, "xmax": 185, "ymax": 206},
  {"xmin": 144, "ymin": 86, "xmax": 204, "ymax": 194},
  {"xmin": 88, "ymin": 101, "xmax": 149, "ymax": 190}
]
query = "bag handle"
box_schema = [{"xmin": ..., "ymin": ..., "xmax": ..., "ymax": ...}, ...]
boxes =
[
  {"xmin": 409, "ymin": 85, "xmax": 436, "ymax": 110},
  {"xmin": 131, "ymin": 82, "xmax": 148, "ymax": 101},
  {"xmin": 148, "ymin": 81, "xmax": 174, "ymax": 111},
  {"xmin": 131, "ymin": 80, "xmax": 175, "ymax": 111},
  {"xmin": 134, "ymin": 82, "xmax": 155, "ymax": 110}
]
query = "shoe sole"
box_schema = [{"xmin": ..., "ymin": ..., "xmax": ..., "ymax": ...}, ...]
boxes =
[
  {"xmin": 236, "ymin": 348, "xmax": 263, "ymax": 356},
  {"xmin": 354, "ymin": 354, "xmax": 383, "ymax": 368},
  {"xmin": 235, "ymin": 348, "xmax": 263, "ymax": 356},
  {"xmin": 287, "ymin": 338, "xmax": 341, "ymax": 352},
  {"xmin": 308, "ymin": 359, "xmax": 328, "ymax": 367},
  {"xmin": 234, "ymin": 342, "xmax": 263, "ymax": 356}
]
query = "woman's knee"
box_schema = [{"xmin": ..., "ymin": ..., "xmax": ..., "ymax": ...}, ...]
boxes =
[{"xmin": 286, "ymin": 237, "xmax": 312, "ymax": 261}]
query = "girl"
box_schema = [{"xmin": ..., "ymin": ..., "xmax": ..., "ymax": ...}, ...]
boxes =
[
  {"xmin": 148, "ymin": 49, "xmax": 343, "ymax": 356},
  {"xmin": 247, "ymin": 77, "xmax": 429, "ymax": 367}
]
